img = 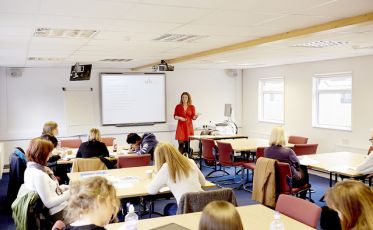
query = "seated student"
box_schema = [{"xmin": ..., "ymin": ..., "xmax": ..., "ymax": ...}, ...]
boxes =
[
  {"xmin": 199, "ymin": 200, "xmax": 243, "ymax": 230},
  {"xmin": 63, "ymin": 176, "xmax": 120, "ymax": 230},
  {"xmin": 76, "ymin": 128, "xmax": 109, "ymax": 158},
  {"xmin": 355, "ymin": 133, "xmax": 373, "ymax": 174},
  {"xmin": 264, "ymin": 126, "xmax": 309, "ymax": 188},
  {"xmin": 147, "ymin": 142, "xmax": 206, "ymax": 215},
  {"xmin": 24, "ymin": 138, "xmax": 70, "ymax": 221},
  {"xmin": 325, "ymin": 180, "xmax": 373, "ymax": 230},
  {"xmin": 126, "ymin": 132, "xmax": 158, "ymax": 155}
]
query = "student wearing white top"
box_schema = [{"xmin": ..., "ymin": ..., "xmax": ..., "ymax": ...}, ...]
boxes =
[
  {"xmin": 24, "ymin": 138, "xmax": 70, "ymax": 221},
  {"xmin": 147, "ymin": 142, "xmax": 206, "ymax": 215}
]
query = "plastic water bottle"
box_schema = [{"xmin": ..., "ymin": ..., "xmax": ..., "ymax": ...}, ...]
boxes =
[
  {"xmin": 113, "ymin": 138, "xmax": 117, "ymax": 152},
  {"xmin": 270, "ymin": 211, "xmax": 285, "ymax": 230},
  {"xmin": 124, "ymin": 204, "xmax": 138, "ymax": 230}
]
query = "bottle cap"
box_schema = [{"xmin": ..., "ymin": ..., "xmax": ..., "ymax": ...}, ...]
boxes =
[{"xmin": 129, "ymin": 204, "xmax": 135, "ymax": 213}]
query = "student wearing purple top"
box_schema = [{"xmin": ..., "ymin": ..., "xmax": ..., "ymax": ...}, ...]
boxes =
[{"xmin": 264, "ymin": 126, "xmax": 309, "ymax": 188}]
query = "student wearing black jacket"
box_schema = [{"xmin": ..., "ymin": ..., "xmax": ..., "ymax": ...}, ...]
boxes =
[{"xmin": 77, "ymin": 128, "xmax": 109, "ymax": 158}]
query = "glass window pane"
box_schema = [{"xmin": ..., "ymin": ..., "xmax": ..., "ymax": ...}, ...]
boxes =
[
  {"xmin": 318, "ymin": 93, "xmax": 351, "ymax": 128},
  {"xmin": 317, "ymin": 76, "xmax": 351, "ymax": 91},
  {"xmin": 262, "ymin": 79, "xmax": 284, "ymax": 91},
  {"xmin": 263, "ymin": 93, "xmax": 284, "ymax": 122}
]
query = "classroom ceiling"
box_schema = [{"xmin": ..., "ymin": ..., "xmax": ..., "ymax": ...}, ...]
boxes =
[{"xmin": 1, "ymin": 0, "xmax": 373, "ymax": 70}]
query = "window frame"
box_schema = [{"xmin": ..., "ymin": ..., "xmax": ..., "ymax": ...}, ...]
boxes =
[
  {"xmin": 312, "ymin": 72, "xmax": 352, "ymax": 131},
  {"xmin": 258, "ymin": 77, "xmax": 285, "ymax": 124}
]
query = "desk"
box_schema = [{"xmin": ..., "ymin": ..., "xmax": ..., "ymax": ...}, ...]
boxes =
[
  {"xmin": 106, "ymin": 204, "xmax": 314, "ymax": 230},
  {"xmin": 218, "ymin": 138, "xmax": 269, "ymax": 152},
  {"xmin": 68, "ymin": 166, "xmax": 215, "ymax": 199},
  {"xmin": 189, "ymin": 134, "xmax": 248, "ymax": 168},
  {"xmin": 298, "ymin": 151, "xmax": 367, "ymax": 187}
]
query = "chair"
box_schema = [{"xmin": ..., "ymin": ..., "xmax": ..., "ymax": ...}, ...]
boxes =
[
  {"xmin": 52, "ymin": 220, "xmax": 65, "ymax": 230},
  {"xmin": 201, "ymin": 139, "xmax": 229, "ymax": 178},
  {"xmin": 101, "ymin": 137, "xmax": 115, "ymax": 146},
  {"xmin": 288, "ymin": 136, "xmax": 308, "ymax": 144},
  {"xmin": 117, "ymin": 154, "xmax": 151, "ymax": 168},
  {"xmin": 242, "ymin": 147, "xmax": 265, "ymax": 190},
  {"xmin": 276, "ymin": 194, "xmax": 321, "ymax": 228},
  {"xmin": 293, "ymin": 144, "xmax": 318, "ymax": 156},
  {"xmin": 276, "ymin": 162, "xmax": 312, "ymax": 200},
  {"xmin": 71, "ymin": 158, "xmax": 107, "ymax": 172},
  {"xmin": 7, "ymin": 147, "xmax": 27, "ymax": 207},
  {"xmin": 177, "ymin": 188, "xmax": 237, "ymax": 214},
  {"xmin": 60, "ymin": 139, "xmax": 82, "ymax": 148},
  {"xmin": 216, "ymin": 142, "xmax": 247, "ymax": 186}
]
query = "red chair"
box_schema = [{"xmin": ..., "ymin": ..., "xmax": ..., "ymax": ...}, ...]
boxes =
[
  {"xmin": 276, "ymin": 162, "xmax": 312, "ymax": 200},
  {"xmin": 276, "ymin": 194, "xmax": 321, "ymax": 228},
  {"xmin": 288, "ymin": 136, "xmax": 308, "ymax": 144},
  {"xmin": 101, "ymin": 137, "xmax": 115, "ymax": 146},
  {"xmin": 60, "ymin": 139, "xmax": 82, "ymax": 148},
  {"xmin": 117, "ymin": 154, "xmax": 151, "ymax": 168},
  {"xmin": 201, "ymin": 139, "xmax": 229, "ymax": 178},
  {"xmin": 241, "ymin": 147, "xmax": 265, "ymax": 191},
  {"xmin": 293, "ymin": 144, "xmax": 318, "ymax": 156},
  {"xmin": 216, "ymin": 142, "xmax": 247, "ymax": 187}
]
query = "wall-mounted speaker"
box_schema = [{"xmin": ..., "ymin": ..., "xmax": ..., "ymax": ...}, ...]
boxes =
[
  {"xmin": 224, "ymin": 104, "xmax": 232, "ymax": 117},
  {"xmin": 6, "ymin": 67, "xmax": 23, "ymax": 78},
  {"xmin": 225, "ymin": 69, "xmax": 239, "ymax": 77}
]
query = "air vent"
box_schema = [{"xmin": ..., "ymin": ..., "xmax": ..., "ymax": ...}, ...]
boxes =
[
  {"xmin": 153, "ymin": 33, "xmax": 208, "ymax": 42},
  {"xmin": 352, "ymin": 45, "xmax": 373, "ymax": 50},
  {"xmin": 28, "ymin": 57, "xmax": 64, "ymax": 61},
  {"xmin": 34, "ymin": 28, "xmax": 97, "ymax": 39},
  {"xmin": 291, "ymin": 41, "xmax": 348, "ymax": 48},
  {"xmin": 100, "ymin": 59, "xmax": 133, "ymax": 62}
]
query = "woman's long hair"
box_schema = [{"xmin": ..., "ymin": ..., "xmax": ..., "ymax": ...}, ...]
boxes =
[
  {"xmin": 154, "ymin": 142, "xmax": 192, "ymax": 183},
  {"xmin": 179, "ymin": 92, "xmax": 192, "ymax": 105},
  {"xmin": 326, "ymin": 180, "xmax": 373, "ymax": 230}
]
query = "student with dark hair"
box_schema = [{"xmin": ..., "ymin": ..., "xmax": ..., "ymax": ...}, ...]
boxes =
[{"xmin": 126, "ymin": 132, "xmax": 158, "ymax": 155}]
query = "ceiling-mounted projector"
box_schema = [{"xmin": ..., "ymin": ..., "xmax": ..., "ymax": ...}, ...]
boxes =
[{"xmin": 152, "ymin": 60, "xmax": 174, "ymax": 71}]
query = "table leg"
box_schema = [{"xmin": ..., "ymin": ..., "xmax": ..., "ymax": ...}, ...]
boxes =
[{"xmin": 329, "ymin": 172, "xmax": 333, "ymax": 187}]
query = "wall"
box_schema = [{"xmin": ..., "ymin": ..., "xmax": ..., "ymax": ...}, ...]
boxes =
[
  {"xmin": 0, "ymin": 67, "xmax": 242, "ymax": 164},
  {"xmin": 242, "ymin": 54, "xmax": 373, "ymax": 153}
]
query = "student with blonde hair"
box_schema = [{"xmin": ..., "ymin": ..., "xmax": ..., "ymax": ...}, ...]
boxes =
[
  {"xmin": 147, "ymin": 142, "xmax": 206, "ymax": 215},
  {"xmin": 76, "ymin": 128, "xmax": 109, "ymax": 158},
  {"xmin": 42, "ymin": 121, "xmax": 59, "ymax": 136},
  {"xmin": 325, "ymin": 180, "xmax": 373, "ymax": 230},
  {"xmin": 264, "ymin": 126, "xmax": 309, "ymax": 189},
  {"xmin": 199, "ymin": 200, "xmax": 243, "ymax": 230},
  {"xmin": 64, "ymin": 176, "xmax": 120, "ymax": 229}
]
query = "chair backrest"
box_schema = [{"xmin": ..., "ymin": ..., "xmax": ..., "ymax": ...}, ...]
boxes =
[
  {"xmin": 256, "ymin": 147, "xmax": 265, "ymax": 160},
  {"xmin": 0, "ymin": 142, "xmax": 4, "ymax": 180},
  {"xmin": 60, "ymin": 139, "xmax": 82, "ymax": 148},
  {"xmin": 275, "ymin": 162, "xmax": 292, "ymax": 195},
  {"xmin": 276, "ymin": 194, "xmax": 321, "ymax": 228},
  {"xmin": 71, "ymin": 158, "xmax": 107, "ymax": 172},
  {"xmin": 7, "ymin": 148, "xmax": 27, "ymax": 206},
  {"xmin": 52, "ymin": 220, "xmax": 65, "ymax": 230},
  {"xmin": 216, "ymin": 142, "xmax": 234, "ymax": 165},
  {"xmin": 117, "ymin": 154, "xmax": 151, "ymax": 168},
  {"xmin": 293, "ymin": 144, "xmax": 318, "ymax": 156},
  {"xmin": 177, "ymin": 188, "xmax": 237, "ymax": 214},
  {"xmin": 101, "ymin": 137, "xmax": 115, "ymax": 146},
  {"xmin": 201, "ymin": 139, "xmax": 216, "ymax": 162},
  {"xmin": 288, "ymin": 136, "xmax": 308, "ymax": 144}
]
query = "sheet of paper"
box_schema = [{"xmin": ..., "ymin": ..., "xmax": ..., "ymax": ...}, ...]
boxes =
[
  {"xmin": 298, "ymin": 156, "xmax": 320, "ymax": 165},
  {"xmin": 327, "ymin": 165, "xmax": 350, "ymax": 172}
]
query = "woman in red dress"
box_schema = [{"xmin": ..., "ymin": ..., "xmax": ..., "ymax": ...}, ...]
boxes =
[{"xmin": 174, "ymin": 92, "xmax": 198, "ymax": 154}]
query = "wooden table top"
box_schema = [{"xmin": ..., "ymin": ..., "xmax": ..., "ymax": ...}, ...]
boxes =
[
  {"xmin": 106, "ymin": 204, "xmax": 314, "ymax": 230},
  {"xmin": 298, "ymin": 151, "xmax": 367, "ymax": 177},
  {"xmin": 68, "ymin": 166, "xmax": 215, "ymax": 199}
]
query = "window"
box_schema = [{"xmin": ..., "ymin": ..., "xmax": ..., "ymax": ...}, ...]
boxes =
[
  {"xmin": 258, "ymin": 78, "xmax": 284, "ymax": 123},
  {"xmin": 313, "ymin": 73, "xmax": 352, "ymax": 131}
]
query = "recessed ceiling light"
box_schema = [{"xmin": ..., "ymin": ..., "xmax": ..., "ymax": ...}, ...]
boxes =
[
  {"xmin": 291, "ymin": 41, "xmax": 349, "ymax": 48},
  {"xmin": 34, "ymin": 28, "xmax": 98, "ymax": 39},
  {"xmin": 153, "ymin": 34, "xmax": 209, "ymax": 42},
  {"xmin": 27, "ymin": 57, "xmax": 64, "ymax": 61},
  {"xmin": 236, "ymin": 63, "xmax": 264, "ymax": 67},
  {"xmin": 352, "ymin": 45, "xmax": 373, "ymax": 50}
]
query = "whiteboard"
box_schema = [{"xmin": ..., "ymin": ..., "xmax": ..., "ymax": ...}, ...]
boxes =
[{"xmin": 100, "ymin": 73, "xmax": 166, "ymax": 125}]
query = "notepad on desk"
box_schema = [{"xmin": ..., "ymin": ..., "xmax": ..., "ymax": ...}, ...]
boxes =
[
  {"xmin": 298, "ymin": 156, "xmax": 320, "ymax": 165},
  {"xmin": 150, "ymin": 223, "xmax": 190, "ymax": 230}
]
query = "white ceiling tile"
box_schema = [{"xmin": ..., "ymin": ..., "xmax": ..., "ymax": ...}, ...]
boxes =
[
  {"xmin": 0, "ymin": 13, "xmax": 36, "ymax": 26},
  {"xmin": 0, "ymin": 0, "xmax": 40, "ymax": 14},
  {"xmin": 0, "ymin": 26, "xmax": 34, "ymax": 37}
]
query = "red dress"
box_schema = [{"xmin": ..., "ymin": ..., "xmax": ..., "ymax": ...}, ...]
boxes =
[{"xmin": 174, "ymin": 104, "xmax": 195, "ymax": 141}]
